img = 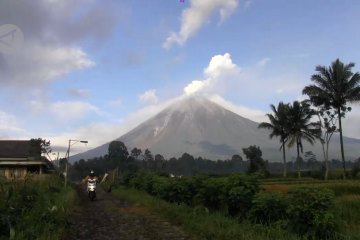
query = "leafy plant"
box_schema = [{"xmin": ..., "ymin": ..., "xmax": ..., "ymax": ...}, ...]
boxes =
[
  {"xmin": 225, "ymin": 174, "xmax": 260, "ymax": 218},
  {"xmin": 286, "ymin": 188, "xmax": 339, "ymax": 239},
  {"xmin": 249, "ymin": 192, "xmax": 287, "ymax": 225}
]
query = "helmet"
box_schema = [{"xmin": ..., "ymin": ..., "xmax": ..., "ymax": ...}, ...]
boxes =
[{"xmin": 90, "ymin": 170, "xmax": 95, "ymax": 177}]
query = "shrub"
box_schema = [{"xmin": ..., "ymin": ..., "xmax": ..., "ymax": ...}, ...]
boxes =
[
  {"xmin": 195, "ymin": 177, "xmax": 227, "ymax": 211},
  {"xmin": 286, "ymin": 188, "xmax": 339, "ymax": 239},
  {"xmin": 248, "ymin": 192, "xmax": 287, "ymax": 225},
  {"xmin": 166, "ymin": 177, "xmax": 199, "ymax": 205},
  {"xmin": 225, "ymin": 174, "xmax": 260, "ymax": 218}
]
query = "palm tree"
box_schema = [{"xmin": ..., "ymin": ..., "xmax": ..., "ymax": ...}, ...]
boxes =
[
  {"xmin": 258, "ymin": 102, "xmax": 290, "ymax": 177},
  {"xmin": 303, "ymin": 59, "xmax": 360, "ymax": 178},
  {"xmin": 287, "ymin": 100, "xmax": 321, "ymax": 178}
]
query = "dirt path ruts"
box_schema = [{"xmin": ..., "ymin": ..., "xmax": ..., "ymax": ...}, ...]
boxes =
[{"xmin": 65, "ymin": 185, "xmax": 190, "ymax": 240}]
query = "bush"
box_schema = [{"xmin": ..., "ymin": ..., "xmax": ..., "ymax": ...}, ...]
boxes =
[
  {"xmin": 248, "ymin": 192, "xmax": 287, "ymax": 225},
  {"xmin": 194, "ymin": 177, "xmax": 227, "ymax": 211},
  {"xmin": 225, "ymin": 174, "xmax": 260, "ymax": 218},
  {"xmin": 286, "ymin": 188, "xmax": 339, "ymax": 239}
]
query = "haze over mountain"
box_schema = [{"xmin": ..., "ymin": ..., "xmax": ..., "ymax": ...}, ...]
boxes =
[{"xmin": 71, "ymin": 96, "xmax": 360, "ymax": 162}]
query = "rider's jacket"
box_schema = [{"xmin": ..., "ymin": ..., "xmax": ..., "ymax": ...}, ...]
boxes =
[{"xmin": 81, "ymin": 175, "xmax": 98, "ymax": 184}]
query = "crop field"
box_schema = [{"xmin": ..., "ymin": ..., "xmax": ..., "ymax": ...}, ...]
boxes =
[
  {"xmin": 109, "ymin": 171, "xmax": 360, "ymax": 240},
  {"xmin": 262, "ymin": 178, "xmax": 360, "ymax": 239}
]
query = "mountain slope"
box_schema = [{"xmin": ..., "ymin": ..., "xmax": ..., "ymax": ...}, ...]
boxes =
[{"xmin": 71, "ymin": 96, "xmax": 360, "ymax": 162}]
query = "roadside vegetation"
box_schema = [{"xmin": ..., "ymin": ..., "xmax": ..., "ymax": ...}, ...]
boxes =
[
  {"xmin": 0, "ymin": 174, "xmax": 77, "ymax": 240},
  {"xmin": 102, "ymin": 171, "xmax": 360, "ymax": 240}
]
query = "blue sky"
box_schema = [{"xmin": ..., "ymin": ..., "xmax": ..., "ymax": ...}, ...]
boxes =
[{"xmin": 1, "ymin": 0, "xmax": 360, "ymax": 157}]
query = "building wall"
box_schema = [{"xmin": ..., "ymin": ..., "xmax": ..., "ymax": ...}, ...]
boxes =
[{"xmin": 1, "ymin": 166, "xmax": 27, "ymax": 179}]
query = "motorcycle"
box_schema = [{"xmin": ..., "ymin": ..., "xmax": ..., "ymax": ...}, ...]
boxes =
[{"xmin": 87, "ymin": 178, "xmax": 97, "ymax": 201}]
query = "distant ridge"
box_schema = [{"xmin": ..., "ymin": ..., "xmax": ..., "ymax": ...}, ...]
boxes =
[{"xmin": 71, "ymin": 96, "xmax": 360, "ymax": 162}]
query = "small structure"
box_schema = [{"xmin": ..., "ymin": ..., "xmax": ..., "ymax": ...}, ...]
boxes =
[{"xmin": 0, "ymin": 140, "xmax": 51, "ymax": 179}]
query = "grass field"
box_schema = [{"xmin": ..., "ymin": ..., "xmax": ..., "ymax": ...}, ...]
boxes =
[
  {"xmin": 0, "ymin": 174, "xmax": 77, "ymax": 240},
  {"xmin": 262, "ymin": 178, "xmax": 360, "ymax": 239},
  {"xmin": 110, "ymin": 176, "xmax": 360, "ymax": 240}
]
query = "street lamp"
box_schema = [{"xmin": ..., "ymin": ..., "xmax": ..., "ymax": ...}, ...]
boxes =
[{"xmin": 65, "ymin": 139, "xmax": 88, "ymax": 187}]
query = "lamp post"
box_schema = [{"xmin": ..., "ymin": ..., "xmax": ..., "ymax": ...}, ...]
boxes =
[{"xmin": 65, "ymin": 139, "xmax": 88, "ymax": 187}]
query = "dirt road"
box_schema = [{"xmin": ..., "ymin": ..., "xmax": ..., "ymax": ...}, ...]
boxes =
[{"xmin": 65, "ymin": 185, "xmax": 190, "ymax": 240}]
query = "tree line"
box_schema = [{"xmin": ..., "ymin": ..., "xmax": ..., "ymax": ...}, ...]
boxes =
[
  {"xmin": 68, "ymin": 140, "xmax": 360, "ymax": 180},
  {"xmin": 259, "ymin": 58, "xmax": 360, "ymax": 179}
]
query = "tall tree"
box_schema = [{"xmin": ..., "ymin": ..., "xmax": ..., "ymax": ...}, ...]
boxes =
[
  {"xmin": 130, "ymin": 147, "xmax": 142, "ymax": 160},
  {"xmin": 303, "ymin": 59, "xmax": 360, "ymax": 178},
  {"xmin": 242, "ymin": 145, "xmax": 266, "ymax": 174},
  {"xmin": 316, "ymin": 108, "xmax": 337, "ymax": 180},
  {"xmin": 108, "ymin": 141, "xmax": 129, "ymax": 169},
  {"xmin": 258, "ymin": 102, "xmax": 290, "ymax": 177},
  {"xmin": 144, "ymin": 149, "xmax": 153, "ymax": 161},
  {"xmin": 29, "ymin": 138, "xmax": 51, "ymax": 158},
  {"xmin": 287, "ymin": 101, "xmax": 321, "ymax": 178}
]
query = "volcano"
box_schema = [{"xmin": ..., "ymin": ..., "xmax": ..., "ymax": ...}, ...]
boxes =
[{"xmin": 71, "ymin": 96, "xmax": 360, "ymax": 162}]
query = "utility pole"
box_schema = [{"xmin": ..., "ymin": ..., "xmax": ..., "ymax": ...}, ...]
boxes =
[{"xmin": 65, "ymin": 139, "xmax": 88, "ymax": 188}]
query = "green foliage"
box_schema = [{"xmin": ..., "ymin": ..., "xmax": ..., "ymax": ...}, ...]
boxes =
[
  {"xmin": 242, "ymin": 145, "xmax": 267, "ymax": 174},
  {"xmin": 249, "ymin": 192, "xmax": 287, "ymax": 225},
  {"xmin": 0, "ymin": 175, "xmax": 75, "ymax": 239},
  {"xmin": 195, "ymin": 177, "xmax": 227, "ymax": 211},
  {"xmin": 286, "ymin": 188, "xmax": 339, "ymax": 239},
  {"xmin": 303, "ymin": 58, "xmax": 360, "ymax": 177},
  {"xmin": 335, "ymin": 194, "xmax": 360, "ymax": 238},
  {"xmin": 225, "ymin": 174, "xmax": 260, "ymax": 218},
  {"xmin": 108, "ymin": 141, "xmax": 128, "ymax": 158},
  {"xmin": 130, "ymin": 147, "xmax": 142, "ymax": 159},
  {"xmin": 144, "ymin": 148, "xmax": 153, "ymax": 161},
  {"xmin": 120, "ymin": 172, "xmax": 360, "ymax": 238},
  {"xmin": 112, "ymin": 186, "xmax": 300, "ymax": 240},
  {"xmin": 126, "ymin": 172, "xmax": 261, "ymax": 218},
  {"xmin": 351, "ymin": 158, "xmax": 360, "ymax": 178},
  {"xmin": 29, "ymin": 138, "xmax": 51, "ymax": 157},
  {"xmin": 258, "ymin": 102, "xmax": 291, "ymax": 177}
]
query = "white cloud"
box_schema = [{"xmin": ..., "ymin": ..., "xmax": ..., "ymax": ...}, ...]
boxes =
[
  {"xmin": 43, "ymin": 97, "xmax": 181, "ymax": 157},
  {"xmin": 139, "ymin": 89, "xmax": 159, "ymax": 104},
  {"xmin": 209, "ymin": 94, "xmax": 267, "ymax": 123},
  {"xmin": 30, "ymin": 100, "xmax": 101, "ymax": 123},
  {"xmin": 257, "ymin": 57, "xmax": 270, "ymax": 67},
  {"xmin": 342, "ymin": 105, "xmax": 360, "ymax": 139},
  {"xmin": 4, "ymin": 44, "xmax": 95, "ymax": 86},
  {"xmin": 68, "ymin": 88, "xmax": 91, "ymax": 98},
  {"xmin": 163, "ymin": 0, "xmax": 239, "ymax": 48},
  {"xmin": 0, "ymin": 111, "xmax": 27, "ymax": 138},
  {"xmin": 184, "ymin": 53, "xmax": 240, "ymax": 95},
  {"xmin": 184, "ymin": 80, "xmax": 209, "ymax": 95},
  {"xmin": 108, "ymin": 98, "xmax": 123, "ymax": 107}
]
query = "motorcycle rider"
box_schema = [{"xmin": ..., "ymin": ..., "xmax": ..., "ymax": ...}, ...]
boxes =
[
  {"xmin": 82, "ymin": 170, "xmax": 99, "ymax": 185},
  {"xmin": 81, "ymin": 170, "xmax": 98, "ymax": 200}
]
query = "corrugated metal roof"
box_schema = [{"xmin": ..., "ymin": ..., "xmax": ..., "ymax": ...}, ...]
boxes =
[{"xmin": 0, "ymin": 140, "xmax": 40, "ymax": 158}]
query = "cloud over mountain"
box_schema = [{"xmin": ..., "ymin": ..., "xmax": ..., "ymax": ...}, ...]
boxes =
[
  {"xmin": 184, "ymin": 53, "xmax": 240, "ymax": 95},
  {"xmin": 163, "ymin": 0, "xmax": 239, "ymax": 48}
]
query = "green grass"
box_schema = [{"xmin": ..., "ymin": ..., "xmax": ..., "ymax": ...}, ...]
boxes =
[
  {"xmin": 0, "ymin": 174, "xmax": 77, "ymax": 240},
  {"xmin": 262, "ymin": 179, "xmax": 360, "ymax": 239},
  {"xmin": 335, "ymin": 195, "xmax": 360, "ymax": 240},
  {"xmin": 112, "ymin": 186, "xmax": 300, "ymax": 240},
  {"xmin": 111, "ymin": 177, "xmax": 360, "ymax": 240}
]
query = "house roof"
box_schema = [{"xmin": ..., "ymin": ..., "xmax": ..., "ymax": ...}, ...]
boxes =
[{"xmin": 0, "ymin": 140, "xmax": 32, "ymax": 158}]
